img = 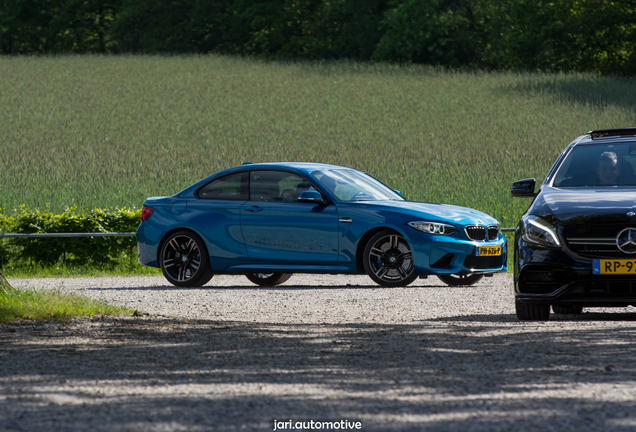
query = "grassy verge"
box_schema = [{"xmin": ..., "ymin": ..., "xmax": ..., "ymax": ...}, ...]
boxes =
[
  {"xmin": 2, "ymin": 263, "xmax": 162, "ymax": 279},
  {"xmin": 0, "ymin": 285, "xmax": 134, "ymax": 323},
  {"xmin": 1, "ymin": 251, "xmax": 162, "ymax": 278}
]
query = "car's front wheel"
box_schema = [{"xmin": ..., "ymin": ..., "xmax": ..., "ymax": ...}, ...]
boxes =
[
  {"xmin": 363, "ymin": 230, "xmax": 418, "ymax": 287},
  {"xmin": 245, "ymin": 273, "xmax": 292, "ymax": 286},
  {"xmin": 437, "ymin": 273, "xmax": 484, "ymax": 286},
  {"xmin": 516, "ymin": 302, "xmax": 550, "ymax": 321},
  {"xmin": 159, "ymin": 230, "xmax": 213, "ymax": 287}
]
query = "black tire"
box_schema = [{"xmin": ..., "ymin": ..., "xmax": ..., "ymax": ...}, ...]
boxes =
[
  {"xmin": 516, "ymin": 302, "xmax": 550, "ymax": 321},
  {"xmin": 245, "ymin": 273, "xmax": 292, "ymax": 286},
  {"xmin": 437, "ymin": 273, "xmax": 484, "ymax": 286},
  {"xmin": 552, "ymin": 305, "xmax": 583, "ymax": 314},
  {"xmin": 159, "ymin": 230, "xmax": 214, "ymax": 287},
  {"xmin": 363, "ymin": 230, "xmax": 418, "ymax": 287}
]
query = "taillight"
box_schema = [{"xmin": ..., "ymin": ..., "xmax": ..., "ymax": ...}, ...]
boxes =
[{"xmin": 141, "ymin": 206, "xmax": 154, "ymax": 222}]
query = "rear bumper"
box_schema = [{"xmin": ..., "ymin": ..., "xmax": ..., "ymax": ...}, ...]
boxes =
[{"xmin": 136, "ymin": 223, "xmax": 161, "ymax": 268}]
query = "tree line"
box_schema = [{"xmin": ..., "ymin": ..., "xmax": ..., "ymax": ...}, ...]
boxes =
[{"xmin": 1, "ymin": 0, "xmax": 635, "ymax": 74}]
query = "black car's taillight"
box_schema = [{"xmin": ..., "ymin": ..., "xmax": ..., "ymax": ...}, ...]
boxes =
[{"xmin": 141, "ymin": 206, "xmax": 154, "ymax": 222}]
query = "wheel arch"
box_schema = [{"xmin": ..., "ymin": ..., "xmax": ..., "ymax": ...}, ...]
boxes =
[
  {"xmin": 355, "ymin": 226, "xmax": 412, "ymax": 273},
  {"xmin": 156, "ymin": 226, "xmax": 208, "ymax": 265}
]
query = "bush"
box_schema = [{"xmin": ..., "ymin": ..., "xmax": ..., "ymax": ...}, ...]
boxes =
[
  {"xmin": 372, "ymin": 0, "xmax": 478, "ymax": 67},
  {"xmin": 0, "ymin": 207, "xmax": 140, "ymax": 266}
]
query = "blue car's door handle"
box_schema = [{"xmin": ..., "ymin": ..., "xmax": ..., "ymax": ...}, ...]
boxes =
[{"xmin": 245, "ymin": 206, "xmax": 263, "ymax": 213}]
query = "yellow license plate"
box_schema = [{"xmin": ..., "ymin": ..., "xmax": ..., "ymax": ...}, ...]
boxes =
[
  {"xmin": 593, "ymin": 259, "xmax": 636, "ymax": 274},
  {"xmin": 476, "ymin": 246, "xmax": 501, "ymax": 256}
]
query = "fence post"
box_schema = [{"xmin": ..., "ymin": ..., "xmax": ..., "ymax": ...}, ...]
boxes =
[{"xmin": 0, "ymin": 270, "xmax": 13, "ymax": 291}]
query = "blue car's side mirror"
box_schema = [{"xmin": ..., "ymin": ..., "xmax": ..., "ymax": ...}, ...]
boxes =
[
  {"xmin": 298, "ymin": 190, "xmax": 325, "ymax": 204},
  {"xmin": 394, "ymin": 190, "xmax": 404, "ymax": 198}
]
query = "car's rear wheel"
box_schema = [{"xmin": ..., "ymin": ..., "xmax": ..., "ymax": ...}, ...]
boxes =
[
  {"xmin": 552, "ymin": 305, "xmax": 583, "ymax": 314},
  {"xmin": 159, "ymin": 230, "xmax": 213, "ymax": 287},
  {"xmin": 245, "ymin": 273, "xmax": 292, "ymax": 286},
  {"xmin": 363, "ymin": 230, "xmax": 418, "ymax": 287},
  {"xmin": 516, "ymin": 301, "xmax": 550, "ymax": 321},
  {"xmin": 437, "ymin": 273, "xmax": 484, "ymax": 286}
]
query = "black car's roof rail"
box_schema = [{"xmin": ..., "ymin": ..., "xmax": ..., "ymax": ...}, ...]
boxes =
[{"xmin": 588, "ymin": 128, "xmax": 636, "ymax": 140}]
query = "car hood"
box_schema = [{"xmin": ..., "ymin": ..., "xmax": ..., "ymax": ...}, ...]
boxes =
[
  {"xmin": 530, "ymin": 186, "xmax": 636, "ymax": 226},
  {"xmin": 347, "ymin": 201, "xmax": 499, "ymax": 226}
]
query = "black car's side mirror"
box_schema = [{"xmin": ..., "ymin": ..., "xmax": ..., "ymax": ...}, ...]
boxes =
[
  {"xmin": 298, "ymin": 190, "xmax": 326, "ymax": 204},
  {"xmin": 511, "ymin": 178, "xmax": 538, "ymax": 198}
]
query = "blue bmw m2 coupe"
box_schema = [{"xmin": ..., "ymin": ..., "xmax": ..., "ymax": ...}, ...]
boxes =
[{"xmin": 137, "ymin": 163, "xmax": 507, "ymax": 287}]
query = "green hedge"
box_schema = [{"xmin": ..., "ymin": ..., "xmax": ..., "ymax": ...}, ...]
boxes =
[{"xmin": 0, "ymin": 207, "xmax": 140, "ymax": 267}]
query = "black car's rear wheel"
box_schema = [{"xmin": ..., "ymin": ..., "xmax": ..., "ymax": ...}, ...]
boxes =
[
  {"xmin": 516, "ymin": 302, "xmax": 550, "ymax": 321},
  {"xmin": 245, "ymin": 273, "xmax": 292, "ymax": 286},
  {"xmin": 159, "ymin": 230, "xmax": 213, "ymax": 287},
  {"xmin": 552, "ymin": 305, "xmax": 583, "ymax": 314},
  {"xmin": 363, "ymin": 230, "xmax": 418, "ymax": 287},
  {"xmin": 437, "ymin": 273, "xmax": 484, "ymax": 286}
]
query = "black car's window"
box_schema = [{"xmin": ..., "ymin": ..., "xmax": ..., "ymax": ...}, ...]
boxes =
[
  {"xmin": 553, "ymin": 143, "xmax": 636, "ymax": 187},
  {"xmin": 311, "ymin": 169, "xmax": 404, "ymax": 201},
  {"xmin": 250, "ymin": 171, "xmax": 314, "ymax": 202},
  {"xmin": 197, "ymin": 172, "xmax": 248, "ymax": 200}
]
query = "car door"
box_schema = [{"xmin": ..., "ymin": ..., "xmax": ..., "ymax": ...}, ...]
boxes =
[{"xmin": 240, "ymin": 170, "xmax": 340, "ymax": 263}]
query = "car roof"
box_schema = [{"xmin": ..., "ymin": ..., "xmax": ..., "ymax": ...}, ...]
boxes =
[
  {"xmin": 573, "ymin": 128, "xmax": 636, "ymax": 146},
  {"xmin": 237, "ymin": 162, "xmax": 350, "ymax": 173}
]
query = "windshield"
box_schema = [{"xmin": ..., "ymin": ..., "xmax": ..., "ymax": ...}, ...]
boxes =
[
  {"xmin": 311, "ymin": 169, "xmax": 404, "ymax": 201},
  {"xmin": 553, "ymin": 143, "xmax": 636, "ymax": 187}
]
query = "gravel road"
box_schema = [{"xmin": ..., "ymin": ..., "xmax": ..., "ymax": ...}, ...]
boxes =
[{"xmin": 2, "ymin": 273, "xmax": 636, "ymax": 432}]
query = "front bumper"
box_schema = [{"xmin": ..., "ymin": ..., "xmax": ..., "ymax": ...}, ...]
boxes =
[
  {"xmin": 412, "ymin": 234, "xmax": 508, "ymax": 276},
  {"xmin": 515, "ymin": 238, "xmax": 636, "ymax": 307}
]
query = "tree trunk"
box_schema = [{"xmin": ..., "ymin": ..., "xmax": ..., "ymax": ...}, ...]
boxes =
[{"xmin": 0, "ymin": 269, "xmax": 12, "ymax": 291}]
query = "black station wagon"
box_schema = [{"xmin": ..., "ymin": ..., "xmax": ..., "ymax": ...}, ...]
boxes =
[{"xmin": 512, "ymin": 128, "xmax": 636, "ymax": 320}]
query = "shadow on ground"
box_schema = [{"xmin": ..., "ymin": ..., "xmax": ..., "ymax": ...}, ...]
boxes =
[
  {"xmin": 2, "ymin": 312, "xmax": 636, "ymax": 431},
  {"xmin": 81, "ymin": 281, "xmax": 458, "ymax": 291}
]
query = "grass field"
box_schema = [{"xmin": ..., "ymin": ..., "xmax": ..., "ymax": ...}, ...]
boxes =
[
  {"xmin": 0, "ymin": 285, "xmax": 133, "ymax": 322},
  {"xmin": 2, "ymin": 55, "xmax": 636, "ymax": 229}
]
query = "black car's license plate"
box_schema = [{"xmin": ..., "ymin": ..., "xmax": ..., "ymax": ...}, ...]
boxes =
[
  {"xmin": 476, "ymin": 246, "xmax": 501, "ymax": 256},
  {"xmin": 593, "ymin": 259, "xmax": 636, "ymax": 274}
]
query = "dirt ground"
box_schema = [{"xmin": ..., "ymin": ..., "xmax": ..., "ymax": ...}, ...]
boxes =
[{"xmin": 2, "ymin": 274, "xmax": 636, "ymax": 431}]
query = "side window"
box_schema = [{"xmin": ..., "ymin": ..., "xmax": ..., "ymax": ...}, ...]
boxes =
[
  {"xmin": 250, "ymin": 171, "xmax": 313, "ymax": 202},
  {"xmin": 197, "ymin": 172, "xmax": 248, "ymax": 200},
  {"xmin": 621, "ymin": 155, "xmax": 636, "ymax": 184}
]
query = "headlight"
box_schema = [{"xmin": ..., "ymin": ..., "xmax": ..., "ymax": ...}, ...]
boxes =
[
  {"xmin": 522, "ymin": 215, "xmax": 561, "ymax": 247},
  {"xmin": 407, "ymin": 221, "xmax": 458, "ymax": 235}
]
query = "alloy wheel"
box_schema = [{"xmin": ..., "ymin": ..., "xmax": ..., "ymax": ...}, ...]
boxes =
[
  {"xmin": 161, "ymin": 235, "xmax": 202, "ymax": 283},
  {"xmin": 364, "ymin": 231, "xmax": 417, "ymax": 287}
]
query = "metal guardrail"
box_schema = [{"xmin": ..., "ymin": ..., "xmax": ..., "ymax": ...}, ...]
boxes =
[{"xmin": 0, "ymin": 228, "xmax": 516, "ymax": 238}]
